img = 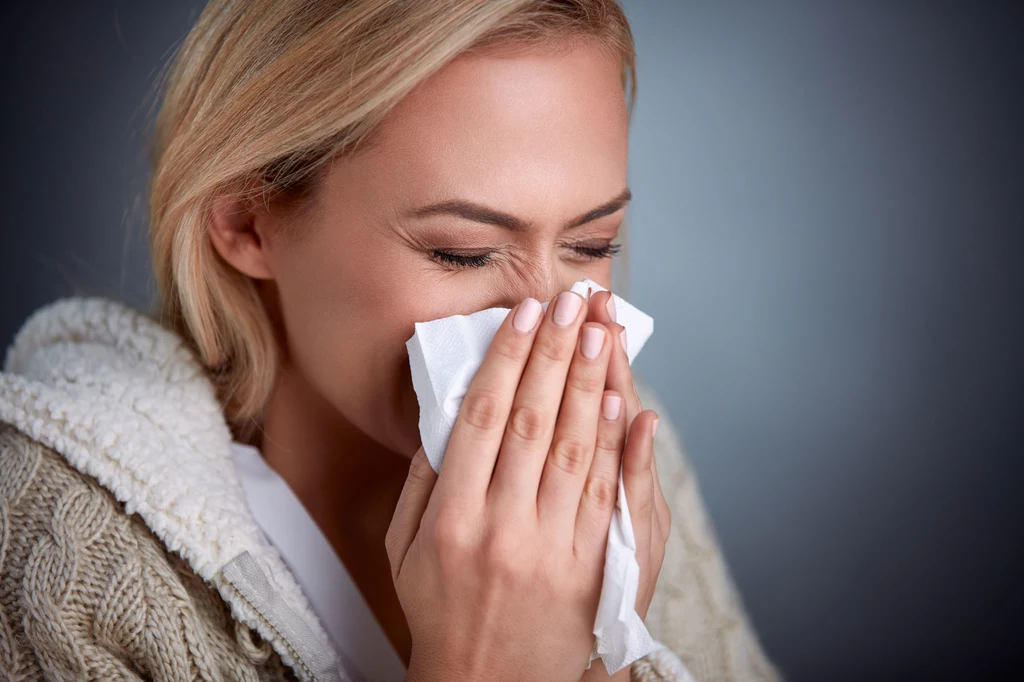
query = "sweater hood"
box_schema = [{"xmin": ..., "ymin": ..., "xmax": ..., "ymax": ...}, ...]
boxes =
[{"xmin": 0, "ymin": 298, "xmax": 341, "ymax": 682}]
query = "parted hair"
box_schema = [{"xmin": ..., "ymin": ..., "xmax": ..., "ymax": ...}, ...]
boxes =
[{"xmin": 149, "ymin": 0, "xmax": 637, "ymax": 439}]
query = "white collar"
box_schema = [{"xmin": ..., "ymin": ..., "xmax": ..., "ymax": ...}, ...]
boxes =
[
  {"xmin": 0, "ymin": 298, "xmax": 340, "ymax": 682},
  {"xmin": 232, "ymin": 442, "xmax": 407, "ymax": 682}
]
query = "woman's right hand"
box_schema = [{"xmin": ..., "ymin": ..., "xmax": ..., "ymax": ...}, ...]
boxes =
[{"xmin": 386, "ymin": 289, "xmax": 651, "ymax": 682}]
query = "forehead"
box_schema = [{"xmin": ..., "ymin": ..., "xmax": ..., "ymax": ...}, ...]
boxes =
[{"xmin": 344, "ymin": 40, "xmax": 629, "ymax": 216}]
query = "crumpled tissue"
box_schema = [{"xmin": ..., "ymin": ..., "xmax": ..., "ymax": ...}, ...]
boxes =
[{"xmin": 405, "ymin": 277, "xmax": 656, "ymax": 673}]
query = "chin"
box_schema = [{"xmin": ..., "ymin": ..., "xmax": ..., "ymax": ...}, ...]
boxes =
[
  {"xmin": 391, "ymin": 373, "xmax": 424, "ymax": 458},
  {"xmin": 373, "ymin": 418, "xmax": 421, "ymax": 459}
]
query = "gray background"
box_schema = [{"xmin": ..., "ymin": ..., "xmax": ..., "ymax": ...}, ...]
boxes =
[{"xmin": 1, "ymin": 2, "xmax": 1021, "ymax": 680}]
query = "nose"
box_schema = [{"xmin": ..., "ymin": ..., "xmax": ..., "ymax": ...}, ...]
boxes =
[{"xmin": 487, "ymin": 265, "xmax": 582, "ymax": 311}]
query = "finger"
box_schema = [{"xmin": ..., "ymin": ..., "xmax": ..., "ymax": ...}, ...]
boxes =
[
  {"xmin": 574, "ymin": 389, "xmax": 626, "ymax": 560},
  {"xmin": 438, "ymin": 298, "xmax": 543, "ymax": 498},
  {"xmin": 623, "ymin": 410, "xmax": 659, "ymax": 578},
  {"xmin": 588, "ymin": 290, "xmax": 643, "ymax": 426},
  {"xmin": 639, "ymin": 499, "xmax": 664, "ymax": 619},
  {"xmin": 650, "ymin": 427, "xmax": 672, "ymax": 537},
  {"xmin": 591, "ymin": 290, "xmax": 668, "ymax": 536},
  {"xmin": 586, "ymin": 285, "xmax": 618, "ymax": 324},
  {"xmin": 536, "ymin": 323, "xmax": 613, "ymax": 526},
  {"xmin": 650, "ymin": 487, "xmax": 667, "ymax": 568},
  {"xmin": 385, "ymin": 446, "xmax": 437, "ymax": 581},
  {"xmin": 610, "ymin": 321, "xmax": 643, "ymax": 427},
  {"xmin": 643, "ymin": 460, "xmax": 669, "ymax": 619},
  {"xmin": 489, "ymin": 291, "xmax": 587, "ymax": 509},
  {"xmin": 650, "ymin": 486, "xmax": 665, "ymax": 565}
]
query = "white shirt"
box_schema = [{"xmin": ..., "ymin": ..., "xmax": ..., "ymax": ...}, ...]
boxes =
[{"xmin": 231, "ymin": 442, "xmax": 407, "ymax": 682}]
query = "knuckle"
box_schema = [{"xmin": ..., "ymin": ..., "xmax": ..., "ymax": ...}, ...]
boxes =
[
  {"xmin": 432, "ymin": 512, "xmax": 475, "ymax": 554},
  {"xmin": 533, "ymin": 331, "xmax": 574, "ymax": 363},
  {"xmin": 584, "ymin": 475, "xmax": 618, "ymax": 511},
  {"xmin": 483, "ymin": 529, "xmax": 528, "ymax": 578},
  {"xmin": 490, "ymin": 330, "xmax": 526, "ymax": 363},
  {"xmin": 566, "ymin": 366, "xmax": 605, "ymax": 395},
  {"xmin": 595, "ymin": 427, "xmax": 624, "ymax": 453},
  {"xmin": 461, "ymin": 390, "xmax": 503, "ymax": 431},
  {"xmin": 549, "ymin": 437, "xmax": 589, "ymax": 476},
  {"xmin": 634, "ymin": 496, "xmax": 655, "ymax": 525},
  {"xmin": 508, "ymin": 404, "xmax": 546, "ymax": 442}
]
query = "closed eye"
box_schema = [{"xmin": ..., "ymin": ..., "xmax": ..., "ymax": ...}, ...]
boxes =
[
  {"xmin": 430, "ymin": 250, "xmax": 492, "ymax": 268},
  {"xmin": 570, "ymin": 242, "xmax": 622, "ymax": 260},
  {"xmin": 430, "ymin": 242, "xmax": 621, "ymax": 269}
]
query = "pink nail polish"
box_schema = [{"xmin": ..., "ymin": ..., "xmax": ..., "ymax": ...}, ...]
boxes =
[
  {"xmin": 619, "ymin": 328, "xmax": 627, "ymax": 354},
  {"xmin": 581, "ymin": 326, "xmax": 605, "ymax": 359},
  {"xmin": 553, "ymin": 291, "xmax": 583, "ymax": 327},
  {"xmin": 602, "ymin": 395, "xmax": 622, "ymax": 420},
  {"xmin": 652, "ymin": 417, "xmax": 660, "ymax": 438},
  {"xmin": 513, "ymin": 298, "xmax": 542, "ymax": 332},
  {"xmin": 606, "ymin": 295, "xmax": 617, "ymax": 322}
]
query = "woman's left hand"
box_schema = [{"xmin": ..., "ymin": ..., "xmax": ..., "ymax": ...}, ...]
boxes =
[{"xmin": 579, "ymin": 289, "xmax": 673, "ymax": 681}]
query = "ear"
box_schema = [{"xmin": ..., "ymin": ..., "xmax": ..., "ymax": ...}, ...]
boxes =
[{"xmin": 208, "ymin": 193, "xmax": 275, "ymax": 280}]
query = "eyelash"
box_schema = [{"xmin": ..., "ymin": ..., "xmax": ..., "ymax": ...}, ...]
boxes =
[{"xmin": 432, "ymin": 243, "xmax": 622, "ymax": 269}]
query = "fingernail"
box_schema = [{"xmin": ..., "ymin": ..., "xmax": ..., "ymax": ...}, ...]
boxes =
[
  {"xmin": 652, "ymin": 417, "xmax": 660, "ymax": 438},
  {"xmin": 606, "ymin": 295, "xmax": 617, "ymax": 322},
  {"xmin": 513, "ymin": 298, "xmax": 542, "ymax": 332},
  {"xmin": 619, "ymin": 328, "xmax": 627, "ymax": 353},
  {"xmin": 553, "ymin": 291, "xmax": 583, "ymax": 327},
  {"xmin": 602, "ymin": 394, "xmax": 622, "ymax": 420},
  {"xmin": 581, "ymin": 325, "xmax": 605, "ymax": 359}
]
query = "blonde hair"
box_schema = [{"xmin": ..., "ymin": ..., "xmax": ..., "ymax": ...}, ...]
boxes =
[{"xmin": 150, "ymin": 0, "xmax": 637, "ymax": 439}]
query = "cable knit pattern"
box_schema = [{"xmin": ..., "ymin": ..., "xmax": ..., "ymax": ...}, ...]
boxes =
[
  {"xmin": 0, "ymin": 298, "xmax": 335, "ymax": 680},
  {"xmin": 0, "ymin": 298, "xmax": 781, "ymax": 682},
  {"xmin": 0, "ymin": 424, "xmax": 295, "ymax": 681}
]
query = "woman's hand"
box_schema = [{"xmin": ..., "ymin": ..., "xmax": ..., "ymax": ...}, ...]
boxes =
[
  {"xmin": 586, "ymin": 289, "xmax": 672, "ymax": 624},
  {"xmin": 572, "ymin": 290, "xmax": 672, "ymax": 682},
  {"xmin": 386, "ymin": 290, "xmax": 647, "ymax": 682}
]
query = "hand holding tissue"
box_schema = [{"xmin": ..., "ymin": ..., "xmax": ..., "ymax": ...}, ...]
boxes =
[{"xmin": 405, "ymin": 278, "xmax": 657, "ymax": 674}]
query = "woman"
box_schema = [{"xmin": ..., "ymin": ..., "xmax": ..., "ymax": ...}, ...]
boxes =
[{"xmin": 0, "ymin": 1, "xmax": 779, "ymax": 680}]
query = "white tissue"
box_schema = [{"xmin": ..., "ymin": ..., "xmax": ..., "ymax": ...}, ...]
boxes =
[{"xmin": 405, "ymin": 277, "xmax": 656, "ymax": 674}]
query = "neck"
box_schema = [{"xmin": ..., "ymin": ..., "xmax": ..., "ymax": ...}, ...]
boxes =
[
  {"xmin": 259, "ymin": 363, "xmax": 406, "ymax": 516},
  {"xmin": 258, "ymin": 360, "xmax": 413, "ymax": 663}
]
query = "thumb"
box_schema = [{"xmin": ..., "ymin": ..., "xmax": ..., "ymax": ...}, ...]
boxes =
[{"xmin": 385, "ymin": 446, "xmax": 437, "ymax": 581}]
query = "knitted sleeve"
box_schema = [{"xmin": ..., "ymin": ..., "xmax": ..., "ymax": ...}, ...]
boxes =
[
  {"xmin": 0, "ymin": 423, "xmax": 295, "ymax": 682},
  {"xmin": 630, "ymin": 382, "xmax": 783, "ymax": 682}
]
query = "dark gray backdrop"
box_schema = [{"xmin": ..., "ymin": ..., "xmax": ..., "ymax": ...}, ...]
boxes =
[{"xmin": 2, "ymin": 3, "xmax": 1021, "ymax": 681}]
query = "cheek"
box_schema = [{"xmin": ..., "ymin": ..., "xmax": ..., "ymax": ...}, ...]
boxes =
[
  {"xmin": 576, "ymin": 258, "xmax": 614, "ymax": 291},
  {"xmin": 275, "ymin": 278, "xmax": 422, "ymax": 454},
  {"xmin": 269, "ymin": 230, "xmax": 476, "ymax": 455}
]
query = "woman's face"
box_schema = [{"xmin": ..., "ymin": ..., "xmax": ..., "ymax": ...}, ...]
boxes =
[{"xmin": 261, "ymin": 40, "xmax": 629, "ymax": 457}]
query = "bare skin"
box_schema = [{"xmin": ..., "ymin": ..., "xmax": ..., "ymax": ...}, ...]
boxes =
[{"xmin": 209, "ymin": 39, "xmax": 668, "ymax": 681}]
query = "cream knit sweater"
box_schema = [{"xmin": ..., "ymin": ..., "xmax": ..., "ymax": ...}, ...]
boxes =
[{"xmin": 0, "ymin": 298, "xmax": 780, "ymax": 682}]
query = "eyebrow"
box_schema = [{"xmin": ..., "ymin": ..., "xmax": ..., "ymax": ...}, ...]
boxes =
[{"xmin": 406, "ymin": 187, "xmax": 632, "ymax": 232}]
